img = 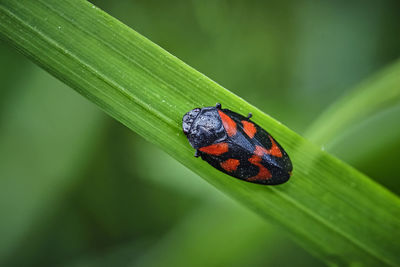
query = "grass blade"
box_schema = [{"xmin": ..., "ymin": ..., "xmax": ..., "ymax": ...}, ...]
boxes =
[
  {"xmin": 305, "ymin": 60, "xmax": 400, "ymax": 146},
  {"xmin": 0, "ymin": 0, "xmax": 399, "ymax": 265}
]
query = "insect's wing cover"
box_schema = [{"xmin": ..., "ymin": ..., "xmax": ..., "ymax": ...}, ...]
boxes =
[{"xmin": 222, "ymin": 109, "xmax": 292, "ymax": 185}]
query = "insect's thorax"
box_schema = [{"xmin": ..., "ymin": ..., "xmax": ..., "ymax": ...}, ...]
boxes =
[{"xmin": 188, "ymin": 107, "xmax": 227, "ymax": 149}]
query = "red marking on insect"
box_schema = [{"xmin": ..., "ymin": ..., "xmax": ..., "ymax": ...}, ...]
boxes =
[
  {"xmin": 247, "ymin": 155, "xmax": 272, "ymax": 180},
  {"xmin": 253, "ymin": 136, "xmax": 282, "ymax": 158},
  {"xmin": 218, "ymin": 110, "xmax": 237, "ymax": 137},
  {"xmin": 241, "ymin": 120, "xmax": 257, "ymax": 138},
  {"xmin": 220, "ymin": 158, "xmax": 240, "ymax": 172},
  {"xmin": 199, "ymin": 142, "xmax": 229, "ymax": 155}
]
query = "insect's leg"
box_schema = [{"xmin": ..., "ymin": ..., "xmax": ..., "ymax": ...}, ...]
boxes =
[
  {"xmin": 247, "ymin": 112, "xmax": 252, "ymax": 119},
  {"xmin": 216, "ymin": 103, "xmax": 222, "ymax": 109},
  {"xmin": 194, "ymin": 150, "xmax": 200, "ymax": 157}
]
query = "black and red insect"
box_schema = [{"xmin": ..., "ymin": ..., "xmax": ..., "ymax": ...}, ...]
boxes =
[{"xmin": 182, "ymin": 103, "xmax": 292, "ymax": 185}]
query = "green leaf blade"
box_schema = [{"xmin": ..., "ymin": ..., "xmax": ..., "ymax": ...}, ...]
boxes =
[
  {"xmin": 305, "ymin": 60, "xmax": 400, "ymax": 146},
  {"xmin": 1, "ymin": 0, "xmax": 399, "ymax": 265}
]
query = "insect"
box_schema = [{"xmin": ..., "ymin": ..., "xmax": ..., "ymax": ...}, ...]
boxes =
[{"xmin": 182, "ymin": 103, "xmax": 292, "ymax": 185}]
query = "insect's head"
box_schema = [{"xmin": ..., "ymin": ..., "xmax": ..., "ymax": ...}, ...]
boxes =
[{"xmin": 182, "ymin": 108, "xmax": 201, "ymax": 135}]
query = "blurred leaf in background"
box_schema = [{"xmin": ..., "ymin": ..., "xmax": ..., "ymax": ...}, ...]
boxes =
[{"xmin": 0, "ymin": 0, "xmax": 399, "ymax": 266}]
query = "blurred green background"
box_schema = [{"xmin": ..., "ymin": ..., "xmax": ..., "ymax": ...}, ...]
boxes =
[{"xmin": 1, "ymin": 0, "xmax": 399, "ymax": 266}]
